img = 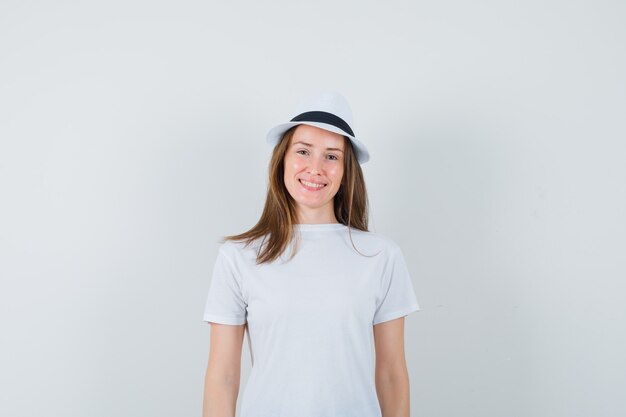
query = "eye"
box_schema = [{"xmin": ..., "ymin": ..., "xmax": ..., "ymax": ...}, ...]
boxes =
[
  {"xmin": 327, "ymin": 154, "xmax": 339, "ymax": 161},
  {"xmin": 296, "ymin": 149, "xmax": 309, "ymax": 155}
]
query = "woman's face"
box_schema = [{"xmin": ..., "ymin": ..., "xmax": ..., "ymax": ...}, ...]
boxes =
[{"xmin": 283, "ymin": 124, "xmax": 345, "ymax": 221}]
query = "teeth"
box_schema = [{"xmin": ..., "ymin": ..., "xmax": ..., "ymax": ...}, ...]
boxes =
[{"xmin": 300, "ymin": 179, "xmax": 325, "ymax": 188}]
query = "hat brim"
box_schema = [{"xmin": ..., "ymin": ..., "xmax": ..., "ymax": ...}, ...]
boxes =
[{"xmin": 265, "ymin": 121, "xmax": 370, "ymax": 164}]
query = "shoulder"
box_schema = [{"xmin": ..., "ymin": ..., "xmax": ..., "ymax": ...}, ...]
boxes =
[
  {"xmin": 218, "ymin": 239, "xmax": 239, "ymax": 252},
  {"xmin": 218, "ymin": 239, "xmax": 247, "ymax": 256},
  {"xmin": 218, "ymin": 238, "xmax": 263, "ymax": 264},
  {"xmin": 346, "ymin": 227, "xmax": 402, "ymax": 256}
]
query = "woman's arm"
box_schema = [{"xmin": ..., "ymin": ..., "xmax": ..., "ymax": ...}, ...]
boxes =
[
  {"xmin": 373, "ymin": 317, "xmax": 411, "ymax": 417},
  {"xmin": 203, "ymin": 322, "xmax": 246, "ymax": 417}
]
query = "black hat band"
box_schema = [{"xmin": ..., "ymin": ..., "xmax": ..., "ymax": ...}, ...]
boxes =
[{"xmin": 290, "ymin": 111, "xmax": 355, "ymax": 137}]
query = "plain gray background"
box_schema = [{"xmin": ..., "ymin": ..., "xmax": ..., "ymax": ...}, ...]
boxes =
[{"xmin": 1, "ymin": 1, "xmax": 625, "ymax": 416}]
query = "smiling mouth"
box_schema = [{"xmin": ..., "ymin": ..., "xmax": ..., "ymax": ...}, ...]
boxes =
[{"xmin": 299, "ymin": 179, "xmax": 327, "ymax": 190}]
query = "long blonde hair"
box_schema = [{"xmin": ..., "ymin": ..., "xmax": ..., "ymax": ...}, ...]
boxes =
[{"xmin": 220, "ymin": 125, "xmax": 371, "ymax": 263}]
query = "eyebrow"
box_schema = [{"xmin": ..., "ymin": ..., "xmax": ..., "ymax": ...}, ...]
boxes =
[{"xmin": 292, "ymin": 141, "xmax": 344, "ymax": 153}]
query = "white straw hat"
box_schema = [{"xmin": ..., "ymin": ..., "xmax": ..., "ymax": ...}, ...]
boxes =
[{"xmin": 265, "ymin": 91, "xmax": 370, "ymax": 164}]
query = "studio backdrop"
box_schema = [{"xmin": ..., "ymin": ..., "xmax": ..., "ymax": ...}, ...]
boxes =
[{"xmin": 0, "ymin": 1, "xmax": 624, "ymax": 416}]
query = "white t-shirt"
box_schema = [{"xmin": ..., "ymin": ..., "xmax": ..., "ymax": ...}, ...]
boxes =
[{"xmin": 203, "ymin": 223, "xmax": 421, "ymax": 417}]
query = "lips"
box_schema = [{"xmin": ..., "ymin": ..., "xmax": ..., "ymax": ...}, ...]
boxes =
[{"xmin": 299, "ymin": 178, "xmax": 327, "ymax": 191}]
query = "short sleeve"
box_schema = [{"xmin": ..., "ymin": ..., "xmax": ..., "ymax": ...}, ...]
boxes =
[
  {"xmin": 373, "ymin": 246, "xmax": 421, "ymax": 325},
  {"xmin": 203, "ymin": 246, "xmax": 247, "ymax": 325}
]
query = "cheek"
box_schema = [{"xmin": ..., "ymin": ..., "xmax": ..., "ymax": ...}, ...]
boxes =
[
  {"xmin": 329, "ymin": 167, "xmax": 343, "ymax": 182},
  {"xmin": 283, "ymin": 160, "xmax": 301, "ymax": 181},
  {"xmin": 285, "ymin": 160, "xmax": 303, "ymax": 174}
]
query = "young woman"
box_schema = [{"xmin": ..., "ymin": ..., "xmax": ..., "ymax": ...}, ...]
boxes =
[{"xmin": 202, "ymin": 91, "xmax": 421, "ymax": 417}]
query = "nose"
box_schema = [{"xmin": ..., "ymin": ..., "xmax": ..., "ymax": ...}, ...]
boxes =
[{"xmin": 307, "ymin": 154, "xmax": 324, "ymax": 174}]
